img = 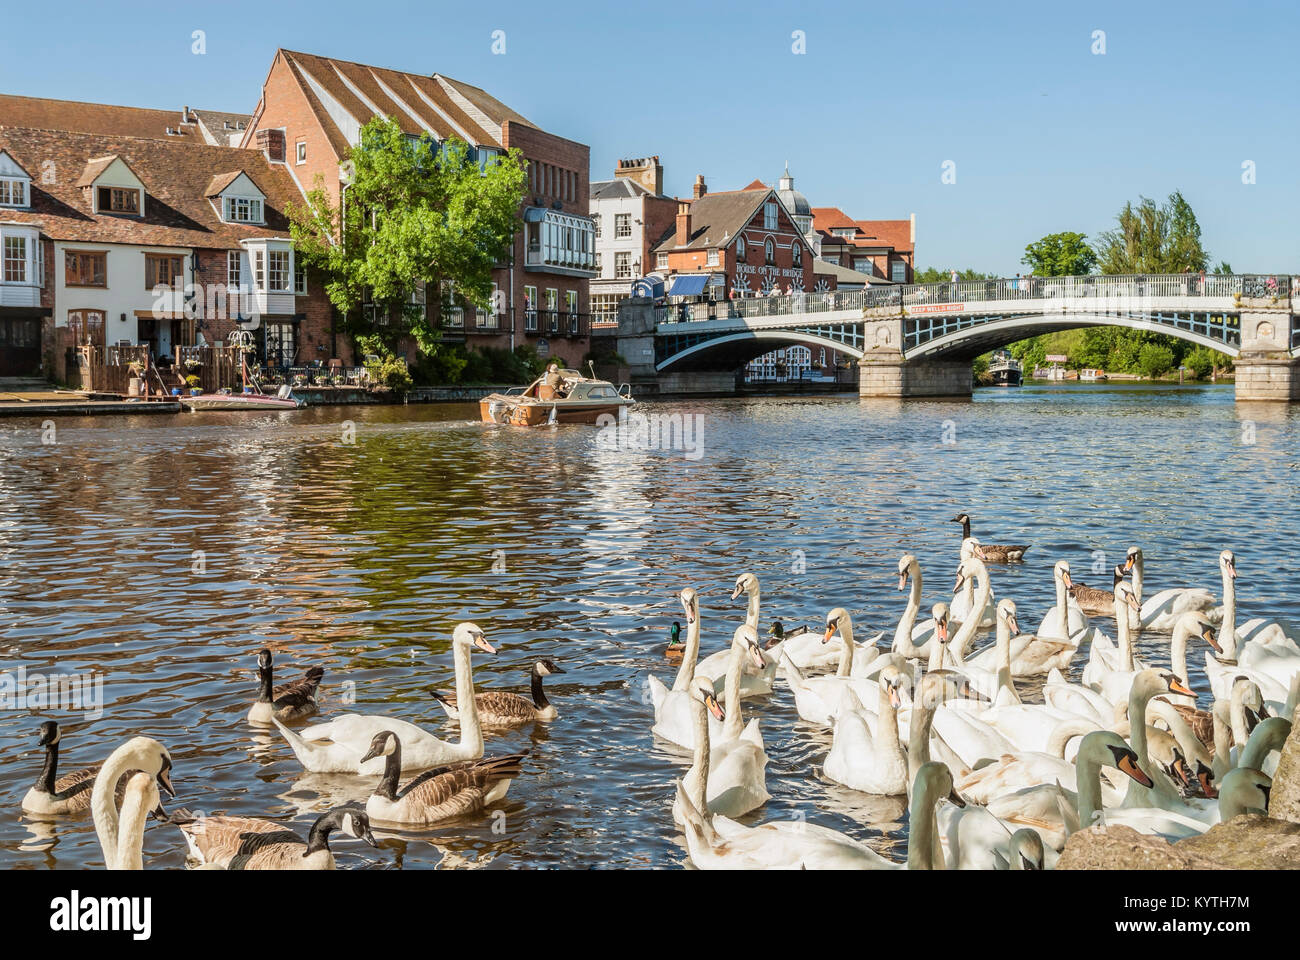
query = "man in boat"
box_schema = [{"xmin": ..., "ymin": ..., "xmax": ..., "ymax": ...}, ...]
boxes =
[{"xmin": 539, "ymin": 363, "xmax": 565, "ymax": 400}]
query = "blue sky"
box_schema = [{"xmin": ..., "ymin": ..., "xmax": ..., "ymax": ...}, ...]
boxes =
[{"xmin": 2, "ymin": 0, "xmax": 1295, "ymax": 275}]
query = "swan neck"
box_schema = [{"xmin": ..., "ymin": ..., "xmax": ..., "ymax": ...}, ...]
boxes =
[
  {"xmin": 453, "ymin": 641, "xmax": 483, "ymax": 756},
  {"xmin": 671, "ymin": 612, "xmax": 702, "ymax": 692},
  {"xmin": 836, "ymin": 617, "xmax": 854, "ymax": 678},
  {"xmin": 1055, "ymin": 572, "xmax": 1069, "ymax": 635},
  {"xmin": 112, "ymin": 777, "xmax": 153, "ymax": 871},
  {"xmin": 1131, "ymin": 555, "xmax": 1144, "ymax": 605},
  {"xmin": 745, "ymin": 587, "xmax": 760, "ymax": 630},
  {"xmin": 950, "ymin": 562, "xmax": 988, "ymax": 658},
  {"xmin": 690, "ymin": 695, "xmax": 710, "ymax": 813},
  {"xmin": 1170, "ymin": 624, "xmax": 1189, "ymax": 681},
  {"xmin": 92, "ymin": 742, "xmax": 153, "ymax": 870},
  {"xmin": 894, "ymin": 566, "xmax": 921, "ymax": 654},
  {"xmin": 1075, "ymin": 749, "xmax": 1104, "ymax": 829},
  {"xmin": 906, "ymin": 778, "xmax": 943, "ymax": 870},
  {"xmin": 1221, "ymin": 568, "xmax": 1237, "ymax": 658},
  {"xmin": 722, "ymin": 643, "xmax": 745, "ymax": 741}
]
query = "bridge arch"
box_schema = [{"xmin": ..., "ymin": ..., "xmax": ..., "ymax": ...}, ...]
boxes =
[
  {"xmin": 656, "ymin": 329, "xmax": 864, "ymax": 373},
  {"xmin": 905, "ymin": 312, "xmax": 1241, "ymax": 361}
]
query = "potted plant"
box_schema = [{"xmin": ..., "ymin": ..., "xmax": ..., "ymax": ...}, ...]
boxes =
[{"xmin": 185, "ymin": 374, "xmax": 201, "ymax": 396}]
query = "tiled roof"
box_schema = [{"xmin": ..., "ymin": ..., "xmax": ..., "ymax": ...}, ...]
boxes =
[
  {"xmin": 191, "ymin": 109, "xmax": 252, "ymax": 143},
  {"xmin": 203, "ymin": 171, "xmax": 249, "ymax": 197},
  {"xmin": 0, "ymin": 126, "xmax": 303, "ymax": 248},
  {"xmin": 812, "ymin": 206, "xmax": 912, "ymax": 253},
  {"xmin": 651, "ymin": 188, "xmax": 770, "ymax": 254},
  {"xmin": 74, "ymin": 155, "xmax": 121, "ymax": 186},
  {"xmin": 590, "ymin": 178, "xmax": 649, "ymax": 201},
  {"xmin": 0, "ymin": 94, "xmax": 236, "ymax": 143},
  {"xmin": 276, "ymin": 49, "xmax": 528, "ymax": 151}
]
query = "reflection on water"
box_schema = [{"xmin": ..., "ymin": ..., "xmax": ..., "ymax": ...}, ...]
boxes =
[{"xmin": 0, "ymin": 383, "xmax": 1296, "ymax": 868}]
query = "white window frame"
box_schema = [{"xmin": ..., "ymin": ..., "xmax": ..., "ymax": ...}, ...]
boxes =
[
  {"xmin": 707, "ymin": 248, "xmax": 719, "ymax": 267},
  {"xmin": 253, "ymin": 250, "xmax": 265, "ymax": 289},
  {"xmin": 227, "ymin": 250, "xmax": 241, "ymax": 289},
  {"xmin": 295, "ymin": 141, "xmax": 306, "ymax": 165},
  {"xmin": 615, "ymin": 251, "xmax": 632, "ymax": 279},
  {"xmin": 267, "ymin": 249, "xmax": 291, "ymax": 292},
  {"xmin": 294, "ymin": 261, "xmax": 307, "ymax": 295},
  {"xmin": 615, "ymin": 213, "xmax": 632, "ymax": 238},
  {"xmin": 3, "ymin": 234, "xmax": 27, "ymax": 283},
  {"xmin": 0, "ymin": 178, "xmax": 28, "ymax": 208},
  {"xmin": 655, "ymin": 252, "xmax": 668, "ymax": 270},
  {"xmin": 764, "ymin": 201, "xmax": 778, "ymax": 230},
  {"xmin": 735, "ymin": 236, "xmax": 745, "ymax": 259},
  {"xmin": 224, "ymin": 196, "xmax": 264, "ymax": 224}
]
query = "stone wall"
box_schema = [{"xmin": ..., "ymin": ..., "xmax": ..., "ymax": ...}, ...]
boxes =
[
  {"xmin": 1234, "ymin": 353, "xmax": 1300, "ymax": 401},
  {"xmin": 859, "ymin": 353, "xmax": 972, "ymax": 398}
]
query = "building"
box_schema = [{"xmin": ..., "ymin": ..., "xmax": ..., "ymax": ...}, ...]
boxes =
[
  {"xmin": 589, "ymin": 157, "xmax": 677, "ymax": 327},
  {"xmin": 0, "ymin": 117, "xmax": 336, "ymax": 383},
  {"xmin": 241, "ymin": 49, "xmax": 596, "ymax": 364},
  {"xmin": 648, "ymin": 175, "xmax": 824, "ymax": 302},
  {"xmin": 812, "ymin": 207, "xmax": 914, "ymax": 283}
]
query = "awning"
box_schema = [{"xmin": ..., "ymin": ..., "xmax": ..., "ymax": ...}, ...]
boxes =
[
  {"xmin": 523, "ymin": 207, "xmax": 547, "ymax": 223},
  {"xmin": 632, "ymin": 274, "xmax": 664, "ymax": 299},
  {"xmin": 667, "ymin": 274, "xmax": 708, "ymax": 297}
]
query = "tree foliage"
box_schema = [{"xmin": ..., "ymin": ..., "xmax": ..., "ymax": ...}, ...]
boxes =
[
  {"xmin": 1021, "ymin": 232, "xmax": 1097, "ymax": 277},
  {"xmin": 289, "ymin": 116, "xmax": 527, "ymax": 355},
  {"xmin": 1094, "ymin": 190, "xmax": 1209, "ymax": 274},
  {"xmin": 913, "ymin": 267, "xmax": 997, "ymax": 284}
]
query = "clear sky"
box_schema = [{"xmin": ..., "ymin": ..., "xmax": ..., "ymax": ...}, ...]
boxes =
[{"xmin": 2, "ymin": 0, "xmax": 1295, "ymax": 275}]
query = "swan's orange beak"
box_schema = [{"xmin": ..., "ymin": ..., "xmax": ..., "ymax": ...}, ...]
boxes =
[
  {"xmin": 823, "ymin": 624, "xmax": 837, "ymax": 644},
  {"xmin": 1168, "ymin": 676, "xmax": 1196, "ymax": 697},
  {"xmin": 1171, "ymin": 756, "xmax": 1192, "ymax": 787},
  {"xmin": 474, "ymin": 635, "xmax": 497, "ymax": 655},
  {"xmin": 1117, "ymin": 752, "xmax": 1153, "ymax": 787},
  {"xmin": 1124, "ymin": 555, "xmax": 1136, "ymax": 571},
  {"xmin": 1198, "ymin": 766, "xmax": 1219, "ymax": 799},
  {"xmin": 747, "ymin": 641, "xmax": 765, "ymax": 669},
  {"xmin": 936, "ymin": 619, "xmax": 949, "ymax": 644},
  {"xmin": 973, "ymin": 545, "xmax": 987, "ymax": 561},
  {"xmin": 705, "ymin": 693, "xmax": 725, "ymax": 721},
  {"xmin": 898, "ymin": 573, "xmax": 907, "ymax": 591},
  {"xmin": 157, "ymin": 766, "xmax": 175, "ymax": 799},
  {"xmin": 1202, "ymin": 626, "xmax": 1221, "ymax": 653},
  {"xmin": 1061, "ymin": 570, "xmax": 1074, "ymax": 590},
  {"xmin": 888, "ymin": 684, "xmax": 902, "ymax": 709},
  {"xmin": 1007, "ymin": 614, "xmax": 1019, "ymax": 636}
]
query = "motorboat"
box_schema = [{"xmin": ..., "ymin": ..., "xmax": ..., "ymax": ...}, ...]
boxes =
[
  {"xmin": 480, "ymin": 367, "xmax": 634, "ymax": 426},
  {"xmin": 988, "ymin": 349, "xmax": 1023, "ymax": 387}
]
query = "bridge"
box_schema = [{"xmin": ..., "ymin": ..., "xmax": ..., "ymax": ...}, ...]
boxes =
[{"xmin": 613, "ymin": 273, "xmax": 1299, "ymax": 401}]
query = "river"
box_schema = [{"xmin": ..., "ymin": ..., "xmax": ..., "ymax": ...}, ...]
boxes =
[{"xmin": 0, "ymin": 382, "xmax": 1296, "ymax": 869}]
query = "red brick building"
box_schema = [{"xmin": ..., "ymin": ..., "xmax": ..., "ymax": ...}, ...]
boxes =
[
  {"xmin": 649, "ymin": 176, "xmax": 826, "ymax": 301},
  {"xmin": 812, "ymin": 207, "xmax": 914, "ymax": 284},
  {"xmin": 0, "ymin": 115, "xmax": 337, "ymax": 383},
  {"xmin": 241, "ymin": 49, "xmax": 596, "ymax": 365}
]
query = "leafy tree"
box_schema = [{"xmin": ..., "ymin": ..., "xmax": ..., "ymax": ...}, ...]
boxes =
[
  {"xmin": 289, "ymin": 116, "xmax": 527, "ymax": 356},
  {"xmin": 1212, "ymin": 260, "xmax": 1233, "ymax": 275},
  {"xmin": 913, "ymin": 267, "xmax": 997, "ymax": 283},
  {"xmin": 1022, "ymin": 232, "xmax": 1097, "ymax": 276},
  {"xmin": 1137, "ymin": 343, "xmax": 1175, "ymax": 379},
  {"xmin": 1095, "ymin": 190, "xmax": 1209, "ymax": 274}
]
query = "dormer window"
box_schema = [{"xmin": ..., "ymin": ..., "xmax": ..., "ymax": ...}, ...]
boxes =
[
  {"xmin": 225, "ymin": 196, "xmax": 263, "ymax": 223},
  {"xmin": 0, "ymin": 178, "xmax": 26, "ymax": 207},
  {"xmin": 97, "ymin": 187, "xmax": 139, "ymax": 214}
]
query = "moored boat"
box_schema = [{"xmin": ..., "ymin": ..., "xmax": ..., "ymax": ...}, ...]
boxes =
[
  {"xmin": 480, "ymin": 367, "xmax": 634, "ymax": 426},
  {"xmin": 181, "ymin": 386, "xmax": 304, "ymax": 411},
  {"xmin": 988, "ymin": 350, "xmax": 1023, "ymax": 387}
]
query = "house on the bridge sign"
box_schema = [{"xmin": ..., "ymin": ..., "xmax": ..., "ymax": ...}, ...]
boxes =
[{"xmin": 648, "ymin": 175, "xmax": 826, "ymax": 301}]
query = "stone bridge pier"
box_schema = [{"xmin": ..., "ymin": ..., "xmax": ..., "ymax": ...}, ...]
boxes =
[
  {"xmin": 1235, "ymin": 306, "xmax": 1300, "ymax": 401},
  {"xmin": 857, "ymin": 315, "xmax": 973, "ymax": 398}
]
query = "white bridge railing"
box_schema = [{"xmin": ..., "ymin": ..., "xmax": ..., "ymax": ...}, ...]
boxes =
[{"xmin": 663, "ymin": 273, "xmax": 1294, "ymax": 323}]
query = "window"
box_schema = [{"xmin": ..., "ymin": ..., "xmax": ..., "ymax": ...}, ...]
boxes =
[
  {"xmin": 764, "ymin": 201, "xmax": 778, "ymax": 230},
  {"xmin": 65, "ymin": 250, "xmax": 106, "ymax": 287},
  {"xmin": 891, "ymin": 259, "xmax": 908, "ymax": 283},
  {"xmin": 592, "ymin": 214, "xmax": 601, "ymax": 238},
  {"xmin": 98, "ymin": 187, "xmax": 140, "ymax": 215},
  {"xmin": 832, "ymin": 227, "xmax": 856, "ymax": 238},
  {"xmin": 524, "ymin": 284, "xmax": 538, "ymax": 330},
  {"xmin": 615, "ymin": 251, "xmax": 632, "ymax": 279},
  {"xmin": 593, "ymin": 252, "xmax": 602, "ymax": 274},
  {"xmin": 764, "ymin": 238, "xmax": 775, "ymax": 264},
  {"xmin": 265, "ymin": 321, "xmax": 296, "ymax": 368},
  {"xmin": 565, "ymin": 290, "xmax": 576, "ymax": 313},
  {"xmin": 145, "ymin": 253, "xmax": 184, "ymax": 290},
  {"xmin": 591, "ymin": 293, "xmax": 623, "ymax": 325},
  {"xmin": 253, "ymin": 250, "xmax": 265, "ymax": 289},
  {"xmin": 224, "ymin": 196, "xmax": 263, "ymax": 223},
  {"xmin": 294, "ymin": 262, "xmax": 307, "ymax": 295},
  {"xmin": 735, "ymin": 236, "xmax": 745, "ymax": 260},
  {"xmin": 295, "ymin": 142, "xmax": 306, "ymax": 165},
  {"xmin": 615, "ymin": 213, "xmax": 632, "ymax": 238},
  {"xmin": 227, "ymin": 250, "xmax": 241, "ymax": 289},
  {"xmin": 0, "ymin": 178, "xmax": 26, "ymax": 207},
  {"xmin": 67, "ymin": 308, "xmax": 106, "ymax": 347},
  {"xmin": 3, "ymin": 236, "xmax": 26, "ymax": 282},
  {"xmin": 791, "ymin": 243, "xmax": 802, "ymax": 267},
  {"xmin": 853, "ymin": 257, "xmax": 871, "ymax": 274},
  {"xmin": 707, "ymin": 248, "xmax": 719, "ymax": 267},
  {"xmin": 268, "ymin": 250, "xmax": 290, "ymax": 291},
  {"xmin": 824, "ymin": 255, "xmax": 840, "ymax": 265}
]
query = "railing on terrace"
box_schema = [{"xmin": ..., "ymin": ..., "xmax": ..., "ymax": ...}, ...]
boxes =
[{"xmin": 657, "ymin": 274, "xmax": 1295, "ymax": 324}]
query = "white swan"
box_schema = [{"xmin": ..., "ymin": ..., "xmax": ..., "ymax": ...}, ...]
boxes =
[
  {"xmin": 676, "ymin": 760, "xmax": 959, "ymax": 870},
  {"xmin": 892, "ymin": 554, "xmax": 942, "ymax": 660},
  {"xmin": 1097, "ymin": 609, "xmax": 1214, "ymax": 708},
  {"xmin": 649, "ymin": 588, "xmax": 706, "ymax": 747},
  {"xmin": 274, "ymin": 622, "xmax": 494, "ymax": 775},
  {"xmin": 1081, "ymin": 582, "xmax": 1145, "ymax": 700},
  {"xmin": 1124, "ymin": 546, "xmax": 1216, "ymax": 633},
  {"xmin": 780, "ymin": 605, "xmax": 883, "ymax": 677},
  {"xmin": 824, "ymin": 666, "xmax": 910, "ymax": 795},
  {"xmin": 782, "ymin": 608, "xmax": 889, "ymax": 725},
  {"xmin": 672, "ymin": 674, "xmax": 769, "ymax": 824},
  {"xmin": 953, "ymin": 719, "xmax": 1125, "ymax": 806},
  {"xmin": 952, "ymin": 538, "xmax": 996, "ymax": 629},
  {"xmin": 659, "ymin": 622, "xmax": 768, "ymax": 751},
  {"xmin": 965, "ymin": 597, "xmax": 1077, "ymax": 679},
  {"xmin": 1035, "ymin": 560, "xmax": 1090, "ymax": 639},
  {"xmin": 695, "ymin": 572, "xmax": 781, "ymax": 697},
  {"xmin": 91, "ymin": 737, "xmax": 175, "ymax": 870},
  {"xmin": 1205, "ymin": 551, "xmax": 1292, "ymax": 710}
]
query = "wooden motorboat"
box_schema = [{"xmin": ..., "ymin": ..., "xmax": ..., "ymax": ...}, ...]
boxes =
[
  {"xmin": 181, "ymin": 386, "xmax": 303, "ymax": 411},
  {"xmin": 480, "ymin": 368, "xmax": 634, "ymax": 426}
]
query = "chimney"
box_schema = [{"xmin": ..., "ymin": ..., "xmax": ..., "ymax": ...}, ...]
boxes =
[
  {"xmin": 675, "ymin": 200, "xmax": 692, "ymax": 247},
  {"xmin": 909, "ymin": 212, "xmax": 916, "ymax": 245},
  {"xmin": 255, "ymin": 128, "xmax": 286, "ymax": 163},
  {"xmin": 614, "ymin": 155, "xmax": 664, "ymax": 196},
  {"xmin": 182, "ymin": 105, "xmax": 192, "ymax": 124},
  {"xmin": 693, "ymin": 174, "xmax": 707, "ymax": 200}
]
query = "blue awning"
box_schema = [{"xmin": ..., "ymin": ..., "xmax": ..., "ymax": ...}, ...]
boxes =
[
  {"xmin": 668, "ymin": 274, "xmax": 708, "ymax": 297},
  {"xmin": 523, "ymin": 207, "xmax": 547, "ymax": 222},
  {"xmin": 632, "ymin": 275, "xmax": 664, "ymax": 299}
]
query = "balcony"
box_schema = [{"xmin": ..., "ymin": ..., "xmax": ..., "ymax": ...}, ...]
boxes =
[
  {"xmin": 530, "ymin": 310, "xmax": 589, "ymax": 339},
  {"xmin": 523, "ymin": 207, "xmax": 596, "ymax": 277}
]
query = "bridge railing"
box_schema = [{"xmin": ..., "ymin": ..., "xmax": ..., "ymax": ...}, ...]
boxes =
[{"xmin": 658, "ymin": 273, "xmax": 1293, "ymax": 324}]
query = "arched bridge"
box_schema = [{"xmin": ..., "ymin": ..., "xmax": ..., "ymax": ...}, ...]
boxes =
[{"xmin": 635, "ymin": 273, "xmax": 1299, "ymax": 401}]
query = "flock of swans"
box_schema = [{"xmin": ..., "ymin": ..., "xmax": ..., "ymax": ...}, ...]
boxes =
[
  {"xmin": 651, "ymin": 522, "xmax": 1300, "ymax": 870},
  {"xmin": 20, "ymin": 626, "xmax": 564, "ymax": 869}
]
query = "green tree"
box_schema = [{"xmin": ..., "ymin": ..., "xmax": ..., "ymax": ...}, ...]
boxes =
[
  {"xmin": 1137, "ymin": 343, "xmax": 1175, "ymax": 379},
  {"xmin": 913, "ymin": 267, "xmax": 996, "ymax": 283},
  {"xmin": 1095, "ymin": 190, "xmax": 1209, "ymax": 274},
  {"xmin": 289, "ymin": 116, "xmax": 527, "ymax": 356},
  {"xmin": 1212, "ymin": 260, "xmax": 1233, "ymax": 275},
  {"xmin": 1022, "ymin": 232, "xmax": 1097, "ymax": 276}
]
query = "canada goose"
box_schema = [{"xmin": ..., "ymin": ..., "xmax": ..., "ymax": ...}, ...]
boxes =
[
  {"xmin": 274, "ymin": 622, "xmax": 495, "ymax": 775},
  {"xmin": 360, "ymin": 731, "xmax": 525, "ymax": 826},
  {"xmin": 951, "ymin": 513, "xmax": 1029, "ymax": 562},
  {"xmin": 1068, "ymin": 564, "xmax": 1128, "ymax": 617},
  {"xmin": 22, "ymin": 721, "xmax": 150, "ymax": 816},
  {"xmin": 247, "ymin": 648, "xmax": 325, "ymax": 724},
  {"xmin": 172, "ymin": 806, "xmax": 377, "ymax": 870},
  {"xmin": 432, "ymin": 659, "xmax": 565, "ymax": 725},
  {"xmin": 91, "ymin": 737, "xmax": 176, "ymax": 870}
]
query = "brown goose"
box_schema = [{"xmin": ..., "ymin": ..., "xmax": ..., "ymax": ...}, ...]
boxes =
[
  {"xmin": 172, "ymin": 806, "xmax": 376, "ymax": 870},
  {"xmin": 951, "ymin": 513, "xmax": 1030, "ymax": 562},
  {"xmin": 21, "ymin": 721, "xmax": 151, "ymax": 816},
  {"xmin": 247, "ymin": 648, "xmax": 325, "ymax": 724},
  {"xmin": 431, "ymin": 659, "xmax": 564, "ymax": 725},
  {"xmin": 360, "ymin": 730, "xmax": 525, "ymax": 826},
  {"xmin": 1068, "ymin": 564, "xmax": 1128, "ymax": 617}
]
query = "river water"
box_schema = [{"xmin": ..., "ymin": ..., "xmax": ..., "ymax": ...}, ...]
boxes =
[{"xmin": 0, "ymin": 383, "xmax": 1296, "ymax": 869}]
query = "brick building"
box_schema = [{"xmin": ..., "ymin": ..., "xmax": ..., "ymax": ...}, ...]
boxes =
[
  {"xmin": 0, "ymin": 118, "xmax": 337, "ymax": 382},
  {"xmin": 241, "ymin": 49, "xmax": 596, "ymax": 365},
  {"xmin": 589, "ymin": 156, "xmax": 677, "ymax": 326},
  {"xmin": 812, "ymin": 207, "xmax": 914, "ymax": 283}
]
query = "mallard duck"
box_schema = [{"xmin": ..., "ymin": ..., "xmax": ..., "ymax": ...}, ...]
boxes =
[
  {"xmin": 432, "ymin": 659, "xmax": 564, "ymax": 725},
  {"xmin": 765, "ymin": 620, "xmax": 814, "ymax": 651},
  {"xmin": 665, "ymin": 621, "xmax": 685, "ymax": 659},
  {"xmin": 951, "ymin": 513, "xmax": 1030, "ymax": 562},
  {"xmin": 247, "ymin": 648, "xmax": 325, "ymax": 724}
]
